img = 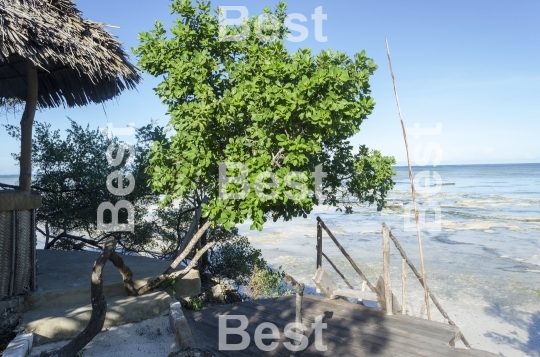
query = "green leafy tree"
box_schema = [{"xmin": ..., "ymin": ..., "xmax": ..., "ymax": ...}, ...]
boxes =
[
  {"xmin": 134, "ymin": 0, "xmax": 396, "ymax": 235},
  {"xmin": 134, "ymin": 0, "xmax": 395, "ymax": 236},
  {"xmin": 3, "ymin": 119, "xmax": 169, "ymax": 253},
  {"xmin": 3, "ymin": 118, "xmax": 272, "ymax": 284}
]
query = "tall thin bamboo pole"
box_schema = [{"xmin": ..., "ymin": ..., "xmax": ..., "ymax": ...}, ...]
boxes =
[{"xmin": 385, "ymin": 38, "xmax": 431, "ymax": 320}]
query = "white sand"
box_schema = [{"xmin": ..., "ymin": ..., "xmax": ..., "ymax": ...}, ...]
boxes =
[{"xmin": 30, "ymin": 314, "xmax": 180, "ymax": 357}]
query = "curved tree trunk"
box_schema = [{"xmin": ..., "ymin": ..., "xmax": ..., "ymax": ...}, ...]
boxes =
[
  {"xmin": 40, "ymin": 237, "xmax": 117, "ymax": 357},
  {"xmin": 19, "ymin": 59, "xmax": 38, "ymax": 192}
]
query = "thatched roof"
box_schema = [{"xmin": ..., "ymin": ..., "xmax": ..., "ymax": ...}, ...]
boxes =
[{"xmin": 0, "ymin": 0, "xmax": 141, "ymax": 108}]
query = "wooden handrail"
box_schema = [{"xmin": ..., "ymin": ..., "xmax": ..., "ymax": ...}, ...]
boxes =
[
  {"xmin": 383, "ymin": 223, "xmax": 471, "ymax": 348},
  {"xmin": 321, "ymin": 250, "xmax": 354, "ymax": 289},
  {"xmin": 316, "ymin": 217, "xmax": 380, "ymax": 296}
]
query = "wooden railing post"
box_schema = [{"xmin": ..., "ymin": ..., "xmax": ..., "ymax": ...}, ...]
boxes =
[
  {"xmin": 284, "ymin": 275, "xmax": 305, "ymax": 343},
  {"xmin": 383, "ymin": 222, "xmax": 472, "ymax": 348},
  {"xmin": 401, "ymin": 258, "xmax": 406, "ymax": 315},
  {"xmin": 316, "ymin": 217, "xmax": 380, "ymax": 296},
  {"xmin": 316, "ymin": 221, "xmax": 322, "ymax": 270},
  {"xmin": 382, "ymin": 224, "xmax": 392, "ymax": 315}
]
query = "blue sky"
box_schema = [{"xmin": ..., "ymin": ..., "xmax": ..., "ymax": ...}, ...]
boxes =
[{"xmin": 1, "ymin": 0, "xmax": 539, "ymax": 174}]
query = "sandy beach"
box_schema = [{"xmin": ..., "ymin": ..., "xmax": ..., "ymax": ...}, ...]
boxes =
[{"xmin": 29, "ymin": 314, "xmax": 180, "ymax": 357}]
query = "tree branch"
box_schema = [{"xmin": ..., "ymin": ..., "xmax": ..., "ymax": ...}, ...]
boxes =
[
  {"xmin": 136, "ymin": 221, "xmax": 211, "ymax": 295},
  {"xmin": 108, "ymin": 251, "xmax": 137, "ymax": 296}
]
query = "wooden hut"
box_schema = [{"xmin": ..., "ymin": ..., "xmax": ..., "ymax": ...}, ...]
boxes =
[{"xmin": 0, "ymin": 0, "xmax": 141, "ymax": 311}]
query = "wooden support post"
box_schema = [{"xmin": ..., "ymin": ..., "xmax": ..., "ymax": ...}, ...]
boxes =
[
  {"xmin": 401, "ymin": 258, "xmax": 406, "ymax": 315},
  {"xmin": 284, "ymin": 275, "xmax": 305, "ymax": 342},
  {"xmin": 9, "ymin": 211, "xmax": 15, "ymax": 297},
  {"xmin": 316, "ymin": 217, "xmax": 380, "ymax": 296},
  {"xmin": 316, "ymin": 221, "xmax": 322, "ymax": 270},
  {"xmin": 382, "ymin": 224, "xmax": 392, "ymax": 315},
  {"xmin": 32, "ymin": 209, "xmax": 37, "ymax": 291}
]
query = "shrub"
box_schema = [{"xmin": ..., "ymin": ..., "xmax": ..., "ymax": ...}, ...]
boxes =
[
  {"xmin": 207, "ymin": 233, "xmax": 266, "ymax": 287},
  {"xmin": 248, "ymin": 265, "xmax": 292, "ymax": 299}
]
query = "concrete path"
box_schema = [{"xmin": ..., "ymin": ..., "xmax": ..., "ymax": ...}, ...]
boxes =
[
  {"xmin": 18, "ymin": 249, "xmax": 201, "ymax": 346},
  {"xmin": 29, "ymin": 314, "xmax": 181, "ymax": 357}
]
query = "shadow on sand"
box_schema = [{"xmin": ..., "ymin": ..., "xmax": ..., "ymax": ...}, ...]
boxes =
[{"xmin": 484, "ymin": 304, "xmax": 540, "ymax": 356}]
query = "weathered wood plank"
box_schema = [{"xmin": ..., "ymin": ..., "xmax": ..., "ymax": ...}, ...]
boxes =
[
  {"xmin": 313, "ymin": 267, "xmax": 377, "ymax": 302},
  {"xmin": 250, "ymin": 295, "xmax": 459, "ymax": 345},
  {"xmin": 239, "ymin": 300, "xmax": 468, "ymax": 357},
  {"xmin": 189, "ymin": 303, "xmax": 421, "ymax": 357},
  {"xmin": 332, "ymin": 287, "xmax": 378, "ymax": 301},
  {"xmin": 312, "ymin": 267, "xmax": 339, "ymax": 299},
  {"xmin": 185, "ymin": 295, "xmax": 499, "ymax": 357},
  {"xmin": 187, "ymin": 307, "xmax": 290, "ymax": 356}
]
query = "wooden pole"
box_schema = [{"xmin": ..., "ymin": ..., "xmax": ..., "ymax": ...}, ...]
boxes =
[
  {"xmin": 19, "ymin": 59, "xmax": 38, "ymax": 192},
  {"xmin": 385, "ymin": 38, "xmax": 431, "ymax": 320},
  {"xmin": 384, "ymin": 223, "xmax": 472, "ymax": 348},
  {"xmin": 284, "ymin": 275, "xmax": 305, "ymax": 341},
  {"xmin": 382, "ymin": 225, "xmax": 392, "ymax": 315},
  {"xmin": 9, "ymin": 211, "xmax": 15, "ymax": 297},
  {"xmin": 321, "ymin": 251, "xmax": 354, "ymax": 289},
  {"xmin": 401, "ymin": 258, "xmax": 406, "ymax": 315},
  {"xmin": 316, "ymin": 221, "xmax": 323, "ymax": 270},
  {"xmin": 316, "ymin": 217, "xmax": 380, "ymax": 296}
]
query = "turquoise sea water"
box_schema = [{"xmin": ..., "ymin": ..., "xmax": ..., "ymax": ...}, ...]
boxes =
[
  {"xmin": 236, "ymin": 163, "xmax": 540, "ymax": 354},
  {"xmin": 238, "ymin": 163, "xmax": 540, "ymax": 298}
]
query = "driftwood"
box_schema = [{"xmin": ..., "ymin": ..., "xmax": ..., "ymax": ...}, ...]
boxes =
[
  {"xmin": 316, "ymin": 217, "xmax": 380, "ymax": 296},
  {"xmin": 384, "ymin": 223, "xmax": 471, "ymax": 348},
  {"xmin": 40, "ymin": 236, "xmax": 117, "ymax": 357}
]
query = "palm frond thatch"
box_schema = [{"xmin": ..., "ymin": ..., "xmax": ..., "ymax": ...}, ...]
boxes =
[{"xmin": 0, "ymin": 0, "xmax": 141, "ymax": 108}]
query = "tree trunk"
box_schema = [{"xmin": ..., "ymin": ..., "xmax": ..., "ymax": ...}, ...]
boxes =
[
  {"xmin": 19, "ymin": 59, "xmax": 38, "ymax": 192},
  {"xmin": 197, "ymin": 215, "xmax": 209, "ymax": 273},
  {"xmin": 40, "ymin": 237, "xmax": 117, "ymax": 357}
]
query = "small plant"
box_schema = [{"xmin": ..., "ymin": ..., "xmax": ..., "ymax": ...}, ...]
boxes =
[
  {"xmin": 248, "ymin": 265, "xmax": 292, "ymax": 299},
  {"xmin": 161, "ymin": 276, "xmax": 176, "ymax": 289},
  {"xmin": 183, "ymin": 297, "xmax": 205, "ymax": 310}
]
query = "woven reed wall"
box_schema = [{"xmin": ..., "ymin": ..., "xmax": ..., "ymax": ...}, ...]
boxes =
[{"xmin": 0, "ymin": 209, "xmax": 36, "ymax": 299}]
